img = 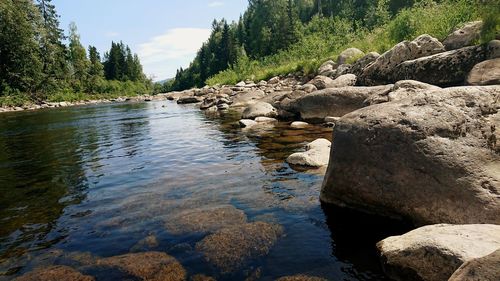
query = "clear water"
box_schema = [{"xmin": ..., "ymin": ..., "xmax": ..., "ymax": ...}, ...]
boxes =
[{"xmin": 0, "ymin": 101, "xmax": 408, "ymax": 280}]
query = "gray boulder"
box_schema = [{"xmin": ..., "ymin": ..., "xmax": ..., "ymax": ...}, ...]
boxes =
[
  {"xmin": 318, "ymin": 60, "xmax": 337, "ymax": 76},
  {"xmin": 360, "ymin": 34, "xmax": 445, "ymax": 85},
  {"xmin": 308, "ymin": 75, "xmax": 335, "ymax": 90},
  {"xmin": 328, "ymin": 74, "xmax": 357, "ymax": 88},
  {"xmin": 321, "ymin": 86, "xmax": 500, "ymax": 225},
  {"xmin": 299, "ymin": 84, "xmax": 318, "ymax": 93},
  {"xmin": 242, "ymin": 102, "xmax": 278, "ymax": 119},
  {"xmin": 177, "ymin": 96, "xmax": 202, "ymax": 104},
  {"xmin": 286, "ymin": 138, "xmax": 331, "ymax": 167},
  {"xmin": 392, "ymin": 45, "xmax": 487, "ymax": 86},
  {"xmin": 449, "ymin": 249, "xmax": 500, "ymax": 281},
  {"xmin": 288, "ymin": 85, "xmax": 393, "ymax": 122},
  {"xmin": 487, "ymin": 40, "xmax": 500, "ymax": 59},
  {"xmin": 350, "ymin": 52, "xmax": 380, "ymax": 77},
  {"xmin": 377, "ymin": 224, "xmax": 500, "ymax": 281},
  {"xmin": 467, "ymin": 58, "xmax": 500, "ymax": 86},
  {"xmin": 337, "ymin": 48, "xmax": 365, "ymax": 65},
  {"xmin": 231, "ymin": 90, "xmax": 266, "ymax": 107},
  {"xmin": 443, "ymin": 21, "xmax": 483, "ymax": 51}
]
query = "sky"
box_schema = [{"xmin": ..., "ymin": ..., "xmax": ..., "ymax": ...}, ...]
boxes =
[{"xmin": 53, "ymin": 0, "xmax": 248, "ymax": 81}]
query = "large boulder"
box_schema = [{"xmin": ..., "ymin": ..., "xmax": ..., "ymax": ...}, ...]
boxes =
[
  {"xmin": 443, "ymin": 21, "xmax": 483, "ymax": 51},
  {"xmin": 286, "ymin": 138, "xmax": 331, "ymax": 167},
  {"xmin": 448, "ymin": 248, "xmax": 500, "ymax": 281},
  {"xmin": 360, "ymin": 35, "xmax": 445, "ymax": 85},
  {"xmin": 288, "ymin": 85, "xmax": 393, "ymax": 122},
  {"xmin": 377, "ymin": 224, "xmax": 500, "ymax": 281},
  {"xmin": 467, "ymin": 58, "xmax": 500, "ymax": 86},
  {"xmin": 231, "ymin": 90, "xmax": 266, "ymax": 107},
  {"xmin": 337, "ymin": 48, "xmax": 365, "ymax": 65},
  {"xmin": 350, "ymin": 52, "xmax": 380, "ymax": 77},
  {"xmin": 320, "ymin": 86, "xmax": 500, "ymax": 225},
  {"xmin": 14, "ymin": 266, "xmax": 95, "ymax": 281},
  {"xmin": 392, "ymin": 45, "xmax": 487, "ymax": 86},
  {"xmin": 242, "ymin": 102, "xmax": 278, "ymax": 119}
]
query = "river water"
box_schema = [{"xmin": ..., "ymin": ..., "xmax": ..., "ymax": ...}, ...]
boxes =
[{"xmin": 0, "ymin": 101, "xmax": 406, "ymax": 280}]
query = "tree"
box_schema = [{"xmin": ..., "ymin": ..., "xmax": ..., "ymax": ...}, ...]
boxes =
[
  {"xmin": 68, "ymin": 22, "xmax": 90, "ymax": 90},
  {"xmin": 0, "ymin": 0, "xmax": 43, "ymax": 95},
  {"xmin": 36, "ymin": 0, "xmax": 68, "ymax": 91}
]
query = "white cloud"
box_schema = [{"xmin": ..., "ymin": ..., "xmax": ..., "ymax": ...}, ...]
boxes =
[
  {"xmin": 138, "ymin": 28, "xmax": 211, "ymax": 81},
  {"xmin": 208, "ymin": 1, "xmax": 224, "ymax": 7}
]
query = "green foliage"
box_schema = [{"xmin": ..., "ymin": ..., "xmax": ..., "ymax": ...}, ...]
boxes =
[
  {"xmin": 0, "ymin": 0, "xmax": 151, "ymax": 106},
  {"xmin": 478, "ymin": 0, "xmax": 500, "ymax": 43},
  {"xmin": 208, "ymin": 0, "xmax": 493, "ymax": 86},
  {"xmin": 386, "ymin": 0, "xmax": 479, "ymax": 42},
  {"xmin": 0, "ymin": 0, "xmax": 43, "ymax": 95}
]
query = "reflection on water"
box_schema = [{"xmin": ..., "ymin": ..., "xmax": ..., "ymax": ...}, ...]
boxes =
[{"xmin": 0, "ymin": 101, "xmax": 406, "ymax": 280}]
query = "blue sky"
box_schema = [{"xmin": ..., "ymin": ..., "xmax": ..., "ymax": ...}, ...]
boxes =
[{"xmin": 53, "ymin": 0, "xmax": 248, "ymax": 80}]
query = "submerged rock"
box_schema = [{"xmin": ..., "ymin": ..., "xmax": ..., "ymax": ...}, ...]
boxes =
[
  {"xmin": 190, "ymin": 274, "xmax": 217, "ymax": 281},
  {"xmin": 130, "ymin": 234, "xmax": 160, "ymax": 252},
  {"xmin": 14, "ymin": 266, "xmax": 94, "ymax": 281},
  {"xmin": 165, "ymin": 205, "xmax": 247, "ymax": 235},
  {"xmin": 195, "ymin": 222, "xmax": 283, "ymax": 273},
  {"xmin": 321, "ymin": 85, "xmax": 500, "ymax": 225},
  {"xmin": 276, "ymin": 275, "xmax": 328, "ymax": 281},
  {"xmin": 97, "ymin": 252, "xmax": 186, "ymax": 281},
  {"xmin": 449, "ymin": 248, "xmax": 500, "ymax": 281},
  {"xmin": 286, "ymin": 139, "xmax": 331, "ymax": 167},
  {"xmin": 377, "ymin": 224, "xmax": 500, "ymax": 281}
]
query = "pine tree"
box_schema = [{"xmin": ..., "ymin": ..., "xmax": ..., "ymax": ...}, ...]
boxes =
[
  {"xmin": 36, "ymin": 0, "xmax": 68, "ymax": 91},
  {"xmin": 68, "ymin": 22, "xmax": 90, "ymax": 90}
]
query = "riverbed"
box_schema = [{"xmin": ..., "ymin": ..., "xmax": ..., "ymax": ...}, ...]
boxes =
[{"xmin": 0, "ymin": 100, "xmax": 407, "ymax": 280}]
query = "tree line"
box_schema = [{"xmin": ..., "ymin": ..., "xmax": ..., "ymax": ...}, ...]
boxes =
[
  {"xmin": 0, "ymin": 0, "xmax": 150, "ymax": 103},
  {"xmin": 166, "ymin": 0, "xmax": 418, "ymax": 91}
]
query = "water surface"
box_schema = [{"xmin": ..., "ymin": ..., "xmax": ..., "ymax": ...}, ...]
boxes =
[{"xmin": 0, "ymin": 100, "xmax": 406, "ymax": 280}]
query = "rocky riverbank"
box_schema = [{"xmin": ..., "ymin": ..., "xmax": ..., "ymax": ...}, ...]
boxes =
[
  {"xmin": 10, "ymin": 21, "xmax": 500, "ymax": 281},
  {"xmin": 0, "ymin": 94, "xmax": 172, "ymax": 113},
  {"xmin": 159, "ymin": 22, "xmax": 499, "ymax": 281}
]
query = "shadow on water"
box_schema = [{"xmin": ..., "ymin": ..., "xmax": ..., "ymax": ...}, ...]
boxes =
[{"xmin": 321, "ymin": 203, "xmax": 414, "ymax": 280}]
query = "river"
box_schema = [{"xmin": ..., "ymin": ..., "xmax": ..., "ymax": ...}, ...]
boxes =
[{"xmin": 0, "ymin": 100, "xmax": 407, "ymax": 280}]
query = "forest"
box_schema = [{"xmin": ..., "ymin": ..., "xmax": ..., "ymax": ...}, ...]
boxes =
[
  {"xmin": 166, "ymin": 0, "xmax": 498, "ymax": 91},
  {"xmin": 0, "ymin": 0, "xmax": 151, "ymax": 106}
]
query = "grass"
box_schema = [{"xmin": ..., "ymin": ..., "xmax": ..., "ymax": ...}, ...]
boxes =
[{"xmin": 207, "ymin": 0, "xmax": 493, "ymax": 86}]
